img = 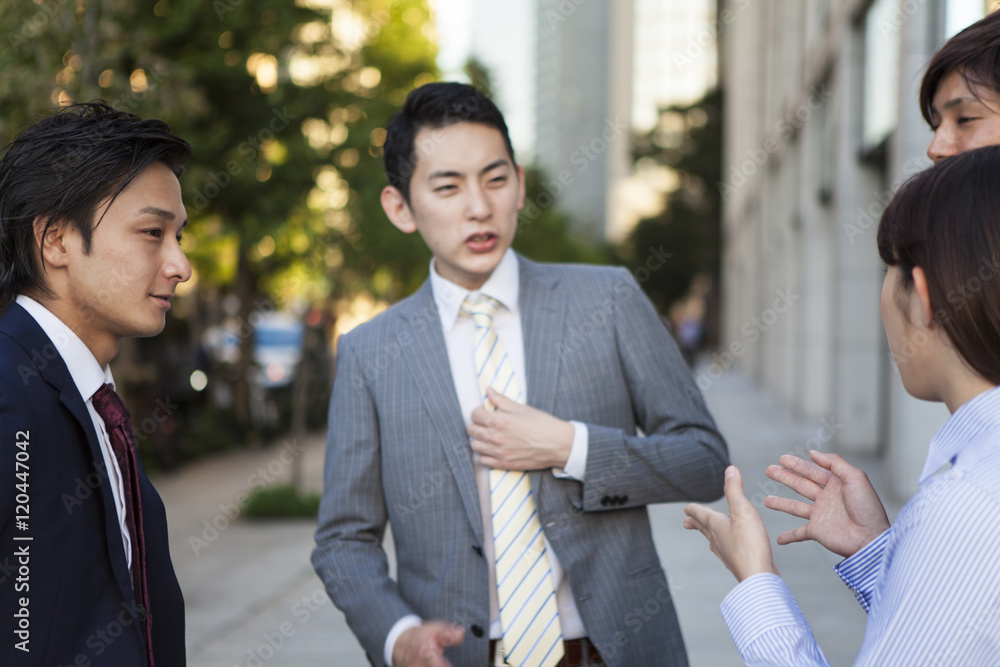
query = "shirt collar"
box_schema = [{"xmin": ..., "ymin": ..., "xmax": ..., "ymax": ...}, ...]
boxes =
[
  {"xmin": 430, "ymin": 249, "xmax": 520, "ymax": 332},
  {"xmin": 921, "ymin": 384, "xmax": 1000, "ymax": 483},
  {"xmin": 15, "ymin": 295, "xmax": 115, "ymax": 401}
]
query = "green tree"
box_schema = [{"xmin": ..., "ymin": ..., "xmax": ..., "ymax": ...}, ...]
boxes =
[
  {"xmin": 621, "ymin": 88, "xmax": 722, "ymax": 334},
  {"xmin": 0, "ymin": 0, "xmax": 438, "ymax": 441},
  {"xmin": 515, "ymin": 167, "xmax": 612, "ymax": 265}
]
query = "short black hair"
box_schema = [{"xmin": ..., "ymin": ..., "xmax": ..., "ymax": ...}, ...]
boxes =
[
  {"xmin": 383, "ymin": 82, "xmax": 516, "ymax": 202},
  {"xmin": 920, "ymin": 11, "xmax": 1000, "ymax": 127},
  {"xmin": 877, "ymin": 145, "xmax": 1000, "ymax": 384},
  {"xmin": 0, "ymin": 101, "xmax": 191, "ymax": 312}
]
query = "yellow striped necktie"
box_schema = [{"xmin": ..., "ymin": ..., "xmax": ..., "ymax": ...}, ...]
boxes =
[{"xmin": 463, "ymin": 295, "xmax": 564, "ymax": 667}]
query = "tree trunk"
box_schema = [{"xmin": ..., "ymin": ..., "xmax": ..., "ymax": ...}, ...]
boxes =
[{"xmin": 233, "ymin": 244, "xmax": 256, "ymax": 432}]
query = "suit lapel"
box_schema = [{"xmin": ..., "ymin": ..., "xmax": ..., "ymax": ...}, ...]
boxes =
[
  {"xmin": 518, "ymin": 256, "xmax": 566, "ymax": 416},
  {"xmin": 0, "ymin": 304, "xmax": 135, "ymax": 605},
  {"xmin": 397, "ymin": 284, "xmax": 485, "ymax": 545},
  {"xmin": 518, "ymin": 257, "xmax": 567, "ymax": 496}
]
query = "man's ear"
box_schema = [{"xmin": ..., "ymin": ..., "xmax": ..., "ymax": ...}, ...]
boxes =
[
  {"xmin": 911, "ymin": 266, "xmax": 935, "ymax": 328},
  {"xmin": 515, "ymin": 163, "xmax": 526, "ymax": 212},
  {"xmin": 380, "ymin": 186, "xmax": 416, "ymax": 234},
  {"xmin": 33, "ymin": 217, "xmax": 72, "ymax": 269}
]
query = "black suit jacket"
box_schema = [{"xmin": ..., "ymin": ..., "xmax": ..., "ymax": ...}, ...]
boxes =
[{"xmin": 0, "ymin": 303, "xmax": 185, "ymax": 665}]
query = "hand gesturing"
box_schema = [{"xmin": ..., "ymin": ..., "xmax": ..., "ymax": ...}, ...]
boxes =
[
  {"xmin": 683, "ymin": 466, "xmax": 778, "ymax": 583},
  {"xmin": 764, "ymin": 450, "xmax": 890, "ymax": 558}
]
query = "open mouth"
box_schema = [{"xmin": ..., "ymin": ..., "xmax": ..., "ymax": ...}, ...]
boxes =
[{"xmin": 466, "ymin": 232, "xmax": 497, "ymax": 252}]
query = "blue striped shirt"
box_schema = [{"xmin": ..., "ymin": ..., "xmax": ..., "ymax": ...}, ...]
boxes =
[{"xmin": 721, "ymin": 385, "xmax": 1000, "ymax": 666}]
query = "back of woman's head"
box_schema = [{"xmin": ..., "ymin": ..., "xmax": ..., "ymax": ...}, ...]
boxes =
[{"xmin": 878, "ymin": 145, "xmax": 1000, "ymax": 383}]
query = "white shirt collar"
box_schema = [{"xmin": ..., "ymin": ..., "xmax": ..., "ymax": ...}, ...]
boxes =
[
  {"xmin": 430, "ymin": 249, "xmax": 520, "ymax": 332},
  {"xmin": 15, "ymin": 295, "xmax": 114, "ymax": 401}
]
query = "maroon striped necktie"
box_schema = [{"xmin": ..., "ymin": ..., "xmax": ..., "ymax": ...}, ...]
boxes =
[{"xmin": 91, "ymin": 383, "xmax": 154, "ymax": 666}]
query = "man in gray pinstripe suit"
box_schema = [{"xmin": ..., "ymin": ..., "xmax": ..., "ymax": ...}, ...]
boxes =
[{"xmin": 312, "ymin": 83, "xmax": 729, "ymax": 667}]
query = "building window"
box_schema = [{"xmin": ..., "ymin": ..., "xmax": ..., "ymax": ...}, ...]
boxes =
[{"xmin": 862, "ymin": 0, "xmax": 901, "ymax": 151}]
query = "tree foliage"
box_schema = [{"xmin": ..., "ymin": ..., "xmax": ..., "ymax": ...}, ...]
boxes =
[
  {"xmin": 621, "ymin": 88, "xmax": 723, "ymax": 316},
  {"xmin": 0, "ymin": 0, "xmax": 438, "ymax": 443}
]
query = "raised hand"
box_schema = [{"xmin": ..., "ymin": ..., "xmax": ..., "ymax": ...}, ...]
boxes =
[
  {"xmin": 764, "ymin": 450, "xmax": 890, "ymax": 558},
  {"xmin": 683, "ymin": 466, "xmax": 778, "ymax": 583}
]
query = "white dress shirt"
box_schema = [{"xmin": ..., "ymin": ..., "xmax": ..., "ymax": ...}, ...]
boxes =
[
  {"xmin": 16, "ymin": 295, "xmax": 132, "ymax": 570},
  {"xmin": 385, "ymin": 249, "xmax": 589, "ymax": 665},
  {"xmin": 720, "ymin": 384, "xmax": 1000, "ymax": 666}
]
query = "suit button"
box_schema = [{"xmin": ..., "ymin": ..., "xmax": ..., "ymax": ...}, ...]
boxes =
[
  {"xmin": 471, "ymin": 624, "xmax": 484, "ymax": 638},
  {"xmin": 620, "ymin": 495, "xmax": 628, "ymax": 504},
  {"xmin": 601, "ymin": 496, "xmax": 610, "ymax": 506}
]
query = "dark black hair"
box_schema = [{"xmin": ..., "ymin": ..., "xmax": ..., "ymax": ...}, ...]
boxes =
[
  {"xmin": 0, "ymin": 101, "xmax": 192, "ymax": 312},
  {"xmin": 920, "ymin": 11, "xmax": 1000, "ymax": 127},
  {"xmin": 877, "ymin": 145, "xmax": 1000, "ymax": 383},
  {"xmin": 383, "ymin": 82, "xmax": 516, "ymax": 202}
]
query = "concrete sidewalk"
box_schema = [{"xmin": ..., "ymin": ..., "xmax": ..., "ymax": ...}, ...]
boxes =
[{"xmin": 155, "ymin": 368, "xmax": 904, "ymax": 666}]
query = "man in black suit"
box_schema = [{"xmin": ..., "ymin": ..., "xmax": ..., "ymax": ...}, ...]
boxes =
[{"xmin": 0, "ymin": 102, "xmax": 191, "ymax": 665}]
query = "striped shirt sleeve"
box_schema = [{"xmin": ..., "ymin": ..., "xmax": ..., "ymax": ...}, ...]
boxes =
[
  {"xmin": 834, "ymin": 529, "xmax": 891, "ymax": 613},
  {"xmin": 720, "ymin": 573, "xmax": 831, "ymax": 667}
]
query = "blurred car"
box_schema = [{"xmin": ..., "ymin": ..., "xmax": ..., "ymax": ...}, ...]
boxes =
[{"xmin": 252, "ymin": 313, "xmax": 305, "ymax": 389}]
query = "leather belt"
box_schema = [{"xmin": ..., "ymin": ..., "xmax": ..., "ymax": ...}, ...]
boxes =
[{"xmin": 488, "ymin": 638, "xmax": 604, "ymax": 666}]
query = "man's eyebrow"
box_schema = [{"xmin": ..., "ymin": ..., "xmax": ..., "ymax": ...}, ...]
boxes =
[
  {"xmin": 138, "ymin": 206, "xmax": 188, "ymax": 231},
  {"xmin": 426, "ymin": 160, "xmax": 512, "ymax": 181},
  {"xmin": 138, "ymin": 206, "xmax": 177, "ymax": 220},
  {"xmin": 936, "ymin": 95, "xmax": 985, "ymax": 113},
  {"xmin": 427, "ymin": 169, "xmax": 463, "ymax": 180},
  {"xmin": 480, "ymin": 159, "xmax": 511, "ymax": 176}
]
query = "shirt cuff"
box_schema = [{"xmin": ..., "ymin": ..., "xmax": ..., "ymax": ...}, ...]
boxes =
[
  {"xmin": 552, "ymin": 421, "xmax": 588, "ymax": 481},
  {"xmin": 721, "ymin": 573, "xmax": 810, "ymax": 650},
  {"xmin": 834, "ymin": 528, "xmax": 891, "ymax": 613},
  {"xmin": 385, "ymin": 614, "xmax": 422, "ymax": 667}
]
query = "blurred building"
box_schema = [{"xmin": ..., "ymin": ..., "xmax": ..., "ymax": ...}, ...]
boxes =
[
  {"xmin": 718, "ymin": 0, "xmax": 995, "ymax": 498},
  {"xmin": 533, "ymin": 0, "xmax": 634, "ymax": 240},
  {"xmin": 433, "ymin": 0, "xmax": 718, "ymax": 241}
]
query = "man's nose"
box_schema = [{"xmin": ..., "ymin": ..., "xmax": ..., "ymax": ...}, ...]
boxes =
[{"xmin": 927, "ymin": 124, "xmax": 958, "ymax": 163}]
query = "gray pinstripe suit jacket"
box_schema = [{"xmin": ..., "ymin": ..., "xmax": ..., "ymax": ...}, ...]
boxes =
[{"xmin": 312, "ymin": 255, "xmax": 728, "ymax": 666}]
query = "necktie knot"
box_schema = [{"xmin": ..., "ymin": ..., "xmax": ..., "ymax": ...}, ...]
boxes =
[
  {"xmin": 461, "ymin": 294, "xmax": 500, "ymax": 320},
  {"xmin": 92, "ymin": 384, "xmax": 132, "ymax": 432}
]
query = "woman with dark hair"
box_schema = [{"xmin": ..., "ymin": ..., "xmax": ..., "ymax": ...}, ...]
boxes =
[{"xmin": 684, "ymin": 145, "xmax": 1000, "ymax": 665}]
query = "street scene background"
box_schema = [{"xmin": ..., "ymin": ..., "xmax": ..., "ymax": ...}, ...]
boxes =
[{"xmin": 2, "ymin": 0, "xmax": 996, "ymax": 664}]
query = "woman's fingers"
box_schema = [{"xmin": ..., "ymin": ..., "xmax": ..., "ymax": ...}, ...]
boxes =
[{"xmin": 764, "ymin": 494, "xmax": 812, "ymax": 520}]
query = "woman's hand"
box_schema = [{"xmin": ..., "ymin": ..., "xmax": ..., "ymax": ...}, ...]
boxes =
[
  {"xmin": 764, "ymin": 451, "xmax": 890, "ymax": 559},
  {"xmin": 684, "ymin": 466, "xmax": 778, "ymax": 582}
]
